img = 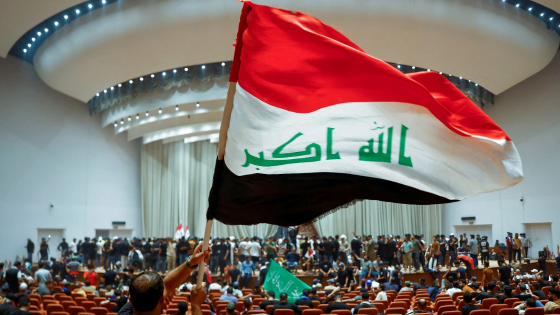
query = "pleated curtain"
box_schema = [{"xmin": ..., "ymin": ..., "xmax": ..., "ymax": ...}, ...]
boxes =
[{"xmin": 141, "ymin": 141, "xmax": 442, "ymax": 239}]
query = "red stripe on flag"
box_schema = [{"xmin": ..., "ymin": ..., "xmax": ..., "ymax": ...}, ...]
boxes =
[{"xmin": 235, "ymin": 2, "xmax": 509, "ymax": 141}]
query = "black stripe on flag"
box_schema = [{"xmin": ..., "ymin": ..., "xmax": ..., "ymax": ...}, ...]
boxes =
[{"xmin": 207, "ymin": 159, "xmax": 456, "ymax": 226}]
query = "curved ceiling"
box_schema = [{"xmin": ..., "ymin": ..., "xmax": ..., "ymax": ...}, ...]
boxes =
[
  {"xmin": 34, "ymin": 0, "xmax": 560, "ymax": 103},
  {"xmin": 3, "ymin": 0, "xmax": 560, "ymax": 145},
  {"xmin": 0, "ymin": 0, "xmax": 83, "ymax": 58}
]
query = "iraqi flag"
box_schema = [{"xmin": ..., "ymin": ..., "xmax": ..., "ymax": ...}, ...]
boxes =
[
  {"xmin": 175, "ymin": 223, "xmax": 185, "ymax": 240},
  {"xmin": 207, "ymin": 2, "xmax": 523, "ymax": 226}
]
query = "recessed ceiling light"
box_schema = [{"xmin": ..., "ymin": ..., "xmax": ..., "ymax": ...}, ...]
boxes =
[
  {"xmin": 96, "ymin": 93, "xmax": 99, "ymax": 96},
  {"xmin": 136, "ymin": 114, "xmax": 139, "ymax": 119},
  {"xmin": 104, "ymin": 90, "xmax": 107, "ymax": 93},
  {"xmin": 110, "ymin": 86, "xmax": 114, "ymax": 90},
  {"xmin": 196, "ymin": 102, "xmax": 200, "ymax": 107},
  {"xmin": 175, "ymin": 105, "xmax": 179, "ymax": 111},
  {"xmin": 550, "ymin": 17, "xmax": 554, "ymax": 21},
  {"xmin": 32, "ymin": 38, "xmax": 35, "ymax": 42},
  {"xmin": 64, "ymin": 15, "xmax": 69, "ymax": 19},
  {"xmin": 427, "ymin": 69, "xmax": 430, "ymax": 72},
  {"xmin": 120, "ymin": 119, "xmax": 124, "ymax": 125},
  {"xmin": 162, "ymin": 72, "xmax": 166, "ymax": 76},
  {"xmin": 140, "ymin": 77, "xmax": 144, "ymax": 81},
  {"xmin": 397, "ymin": 65, "xmax": 401, "ymax": 69},
  {"xmin": 44, "ymin": 28, "xmax": 48, "ymax": 33},
  {"xmin": 540, "ymin": 13, "xmax": 544, "ymax": 17},
  {"xmin": 118, "ymin": 84, "xmax": 122, "ymax": 87},
  {"xmin": 173, "ymin": 69, "xmax": 177, "ymax": 73},
  {"xmin": 27, "ymin": 44, "xmax": 31, "ymax": 47},
  {"xmin": 127, "ymin": 116, "xmax": 131, "ymax": 121},
  {"xmin": 102, "ymin": 0, "xmax": 106, "ymax": 4},
  {"xmin": 114, "ymin": 122, "xmax": 117, "ymax": 127},
  {"xmin": 54, "ymin": 21, "xmax": 59, "ymax": 26},
  {"xmin": 184, "ymin": 67, "xmax": 188, "ymax": 71},
  {"xmin": 151, "ymin": 74, "xmax": 155, "ymax": 78},
  {"xmin": 221, "ymin": 62, "xmax": 225, "ymax": 66},
  {"xmin": 201, "ymin": 65, "xmax": 205, "ymax": 69},
  {"xmin": 515, "ymin": 3, "xmax": 519, "ymax": 7},
  {"xmin": 528, "ymin": 7, "xmax": 532, "ymax": 11},
  {"xmin": 76, "ymin": 9, "xmax": 80, "ymax": 14},
  {"xmin": 23, "ymin": 49, "xmax": 27, "ymax": 53},
  {"xmin": 37, "ymin": 32, "xmax": 41, "ymax": 36},
  {"xmin": 129, "ymin": 80, "xmax": 133, "ymax": 84},
  {"xmin": 412, "ymin": 66, "xmax": 415, "ymax": 69},
  {"xmin": 158, "ymin": 108, "xmax": 162, "ymax": 114},
  {"xmin": 145, "ymin": 111, "xmax": 149, "ymax": 116},
  {"xmin": 88, "ymin": 4, "xmax": 93, "ymax": 9}
]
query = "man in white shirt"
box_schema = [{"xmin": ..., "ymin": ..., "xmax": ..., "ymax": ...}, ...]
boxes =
[
  {"xmin": 239, "ymin": 238, "xmax": 249, "ymax": 262},
  {"xmin": 375, "ymin": 283, "xmax": 388, "ymax": 300},
  {"xmin": 209, "ymin": 277, "xmax": 223, "ymax": 291},
  {"xmin": 249, "ymin": 238, "xmax": 261, "ymax": 264},
  {"xmin": 447, "ymin": 281, "xmax": 462, "ymax": 297}
]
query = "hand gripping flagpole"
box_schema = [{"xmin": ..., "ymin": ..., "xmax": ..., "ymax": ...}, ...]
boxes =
[{"xmin": 196, "ymin": 2, "xmax": 250, "ymax": 288}]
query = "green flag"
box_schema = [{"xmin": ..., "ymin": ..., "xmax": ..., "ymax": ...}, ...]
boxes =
[{"xmin": 263, "ymin": 259, "xmax": 311, "ymax": 303}]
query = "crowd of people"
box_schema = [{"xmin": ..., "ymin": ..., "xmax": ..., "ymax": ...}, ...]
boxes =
[{"xmin": 2, "ymin": 228, "xmax": 560, "ymax": 315}]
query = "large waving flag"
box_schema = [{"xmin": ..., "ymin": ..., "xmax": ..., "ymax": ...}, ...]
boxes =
[{"xmin": 207, "ymin": 2, "xmax": 523, "ymax": 226}]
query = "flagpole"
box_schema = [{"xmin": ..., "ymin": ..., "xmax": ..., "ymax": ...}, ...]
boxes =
[
  {"xmin": 196, "ymin": 82, "xmax": 236, "ymax": 288},
  {"xmin": 196, "ymin": 219, "xmax": 213, "ymax": 287}
]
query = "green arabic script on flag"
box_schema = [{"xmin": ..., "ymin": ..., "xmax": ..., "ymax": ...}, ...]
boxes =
[{"xmin": 263, "ymin": 259, "xmax": 311, "ymax": 303}]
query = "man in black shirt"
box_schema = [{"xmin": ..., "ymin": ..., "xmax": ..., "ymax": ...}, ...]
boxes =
[
  {"xmin": 377, "ymin": 236, "xmax": 386, "ymax": 265},
  {"xmin": 177, "ymin": 237, "xmax": 188, "ymax": 265},
  {"xmin": 448, "ymin": 234, "xmax": 458, "ymax": 266},
  {"xmin": 385, "ymin": 236, "xmax": 397, "ymax": 267},
  {"xmin": 497, "ymin": 261, "xmax": 511, "ymax": 283},
  {"xmin": 39, "ymin": 237, "xmax": 50, "ymax": 262},
  {"xmin": 323, "ymin": 237, "xmax": 335, "ymax": 264},
  {"xmin": 103, "ymin": 269, "xmax": 119, "ymax": 286},
  {"xmin": 498, "ymin": 286, "xmax": 518, "ymax": 304},
  {"xmin": 260, "ymin": 291, "xmax": 280, "ymax": 310},
  {"xmin": 460, "ymin": 292, "xmax": 480, "ymax": 315},
  {"xmin": 300, "ymin": 237, "xmax": 310, "ymax": 257},
  {"xmin": 271, "ymin": 293, "xmax": 303, "ymax": 315},
  {"xmin": 476, "ymin": 282, "xmax": 498, "ymax": 303},
  {"xmin": 319, "ymin": 258, "xmax": 335, "ymax": 282},
  {"xmin": 26, "ymin": 239, "xmax": 35, "ymax": 263},
  {"xmin": 259, "ymin": 263, "xmax": 269, "ymax": 286},
  {"xmin": 295, "ymin": 289, "xmax": 314, "ymax": 308},
  {"xmin": 336, "ymin": 264, "xmax": 348, "ymax": 287},
  {"xmin": 57, "ymin": 239, "xmax": 69, "ymax": 257},
  {"xmin": 538, "ymin": 254, "xmax": 547, "ymax": 272},
  {"xmin": 352, "ymin": 292, "xmax": 375, "ymax": 314},
  {"xmin": 333, "ymin": 235, "xmax": 340, "ymax": 262},
  {"xmin": 325, "ymin": 293, "xmax": 351, "ymax": 314},
  {"xmin": 308, "ymin": 288, "xmax": 324, "ymax": 304},
  {"xmin": 531, "ymin": 283, "xmax": 547, "ymax": 301},
  {"xmin": 351, "ymin": 234, "xmax": 362, "ymax": 268}
]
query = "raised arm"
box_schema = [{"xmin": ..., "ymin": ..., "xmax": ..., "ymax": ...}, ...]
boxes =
[{"xmin": 163, "ymin": 243, "xmax": 210, "ymax": 303}]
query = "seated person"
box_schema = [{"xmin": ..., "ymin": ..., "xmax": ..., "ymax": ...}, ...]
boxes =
[
  {"xmin": 242, "ymin": 297, "xmax": 263, "ymax": 315},
  {"xmin": 220, "ymin": 287, "xmax": 239, "ymax": 304},
  {"xmin": 406, "ymin": 298, "xmax": 433, "ymax": 315},
  {"xmin": 498, "ymin": 286, "xmax": 518, "ymax": 304},
  {"xmin": 226, "ymin": 302, "xmax": 241, "ymax": 315},
  {"xmin": 460, "ymin": 292, "xmax": 480, "ymax": 315},
  {"xmin": 271, "ymin": 293, "xmax": 303, "ymax": 315},
  {"xmin": 295, "ymin": 289, "xmax": 314, "ymax": 308},
  {"xmin": 352, "ymin": 292, "xmax": 375, "ymax": 314},
  {"xmin": 515, "ymin": 298, "xmax": 537, "ymax": 315},
  {"xmin": 325, "ymin": 293, "xmax": 351, "ymax": 314},
  {"xmin": 259, "ymin": 291, "xmax": 279, "ymax": 310}
]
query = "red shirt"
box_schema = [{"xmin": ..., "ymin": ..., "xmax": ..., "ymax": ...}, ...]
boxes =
[{"xmin": 84, "ymin": 271, "xmax": 97, "ymax": 286}]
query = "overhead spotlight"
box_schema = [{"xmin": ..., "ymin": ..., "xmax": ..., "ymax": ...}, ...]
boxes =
[
  {"xmin": 427, "ymin": 69, "xmax": 431, "ymax": 72},
  {"xmin": 120, "ymin": 119, "xmax": 124, "ymax": 125},
  {"xmin": 173, "ymin": 69, "xmax": 177, "ymax": 73},
  {"xmin": 136, "ymin": 114, "xmax": 139, "ymax": 120},
  {"xmin": 118, "ymin": 83, "xmax": 122, "ymax": 87},
  {"xmin": 439, "ymin": 72, "xmax": 442, "ymax": 74},
  {"xmin": 145, "ymin": 111, "xmax": 149, "ymax": 116},
  {"xmin": 76, "ymin": 9, "xmax": 80, "ymax": 14},
  {"xmin": 502, "ymin": 0, "xmax": 505, "ymax": 2},
  {"xmin": 515, "ymin": 3, "xmax": 519, "ymax": 7},
  {"xmin": 412, "ymin": 66, "xmax": 415, "ymax": 69},
  {"xmin": 158, "ymin": 108, "xmax": 162, "ymax": 114},
  {"xmin": 96, "ymin": 93, "xmax": 99, "ymax": 96},
  {"xmin": 550, "ymin": 17, "xmax": 554, "ymax": 21},
  {"xmin": 201, "ymin": 65, "xmax": 206, "ymax": 69},
  {"xmin": 459, "ymin": 77, "xmax": 462, "ymax": 80},
  {"xmin": 468, "ymin": 80, "xmax": 471, "ymax": 82},
  {"xmin": 104, "ymin": 89, "xmax": 107, "ymax": 93},
  {"xmin": 528, "ymin": 7, "xmax": 532, "ymax": 11},
  {"xmin": 102, "ymin": 0, "xmax": 106, "ymax": 4},
  {"xmin": 64, "ymin": 15, "xmax": 69, "ymax": 19},
  {"xmin": 397, "ymin": 65, "xmax": 401, "ymax": 69},
  {"xmin": 54, "ymin": 21, "xmax": 59, "ymax": 26},
  {"xmin": 162, "ymin": 72, "xmax": 166, "ymax": 76},
  {"xmin": 175, "ymin": 105, "xmax": 179, "ymax": 111},
  {"xmin": 184, "ymin": 67, "xmax": 189, "ymax": 71},
  {"xmin": 151, "ymin": 74, "xmax": 155, "ymax": 78},
  {"xmin": 221, "ymin": 62, "xmax": 225, "ymax": 66},
  {"xmin": 32, "ymin": 38, "xmax": 35, "ymax": 42},
  {"xmin": 110, "ymin": 86, "xmax": 114, "ymax": 90},
  {"xmin": 88, "ymin": 4, "xmax": 93, "ymax": 9},
  {"xmin": 128, "ymin": 116, "xmax": 131, "ymax": 121},
  {"xmin": 27, "ymin": 44, "xmax": 31, "ymax": 47},
  {"xmin": 129, "ymin": 80, "xmax": 133, "ymax": 84},
  {"xmin": 44, "ymin": 28, "xmax": 48, "ymax": 33},
  {"xmin": 139, "ymin": 77, "xmax": 144, "ymax": 81},
  {"xmin": 475, "ymin": 83, "xmax": 478, "ymax": 86},
  {"xmin": 540, "ymin": 13, "xmax": 544, "ymax": 17},
  {"xmin": 23, "ymin": 49, "xmax": 27, "ymax": 53},
  {"xmin": 196, "ymin": 102, "xmax": 200, "ymax": 107},
  {"xmin": 37, "ymin": 32, "xmax": 41, "ymax": 36},
  {"xmin": 449, "ymin": 74, "xmax": 452, "ymax": 76},
  {"xmin": 114, "ymin": 122, "xmax": 118, "ymax": 127}
]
